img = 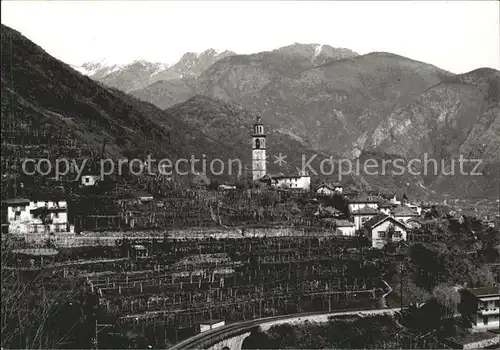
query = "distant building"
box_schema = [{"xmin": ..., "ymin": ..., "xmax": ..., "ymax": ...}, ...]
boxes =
[
  {"xmin": 363, "ymin": 214, "xmax": 408, "ymax": 248},
  {"xmin": 348, "ymin": 196, "xmax": 379, "ymax": 213},
  {"xmin": 460, "ymin": 287, "xmax": 500, "ymax": 330},
  {"xmin": 334, "ymin": 219, "xmax": 356, "ymax": 236},
  {"xmin": 81, "ymin": 174, "xmax": 100, "ymax": 187},
  {"xmin": 272, "ymin": 174, "xmax": 311, "ymax": 191},
  {"xmin": 392, "ymin": 206, "xmax": 420, "ymax": 224},
  {"xmin": 3, "ymin": 197, "xmax": 70, "ymax": 234},
  {"xmin": 316, "ymin": 182, "xmax": 343, "ymax": 195},
  {"xmin": 218, "ymin": 184, "xmax": 237, "ymax": 190},
  {"xmin": 352, "ymin": 206, "xmax": 380, "ymax": 230},
  {"xmin": 132, "ymin": 244, "xmax": 148, "ymax": 257}
]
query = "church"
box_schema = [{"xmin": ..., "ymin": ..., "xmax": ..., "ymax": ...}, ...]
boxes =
[{"xmin": 251, "ymin": 116, "xmax": 311, "ymax": 191}]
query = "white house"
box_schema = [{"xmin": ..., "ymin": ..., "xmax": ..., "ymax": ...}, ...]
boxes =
[
  {"xmin": 81, "ymin": 174, "xmax": 100, "ymax": 187},
  {"xmin": 348, "ymin": 196, "xmax": 379, "ymax": 213},
  {"xmin": 271, "ymin": 174, "xmax": 311, "ymax": 191},
  {"xmin": 3, "ymin": 198, "xmax": 70, "ymax": 234},
  {"xmin": 363, "ymin": 214, "xmax": 408, "ymax": 249},
  {"xmin": 460, "ymin": 287, "xmax": 499, "ymax": 331},
  {"xmin": 316, "ymin": 183, "xmax": 343, "ymax": 195},
  {"xmin": 334, "ymin": 219, "xmax": 356, "ymax": 236},
  {"xmin": 351, "ymin": 206, "xmax": 380, "ymax": 230}
]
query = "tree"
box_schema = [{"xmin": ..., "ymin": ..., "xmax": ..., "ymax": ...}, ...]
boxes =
[
  {"xmin": 431, "ymin": 284, "xmax": 460, "ymax": 320},
  {"xmin": 31, "ymin": 206, "xmax": 53, "ymax": 234}
]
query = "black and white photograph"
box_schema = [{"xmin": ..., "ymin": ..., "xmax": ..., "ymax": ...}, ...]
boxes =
[{"xmin": 1, "ymin": 1, "xmax": 499, "ymax": 349}]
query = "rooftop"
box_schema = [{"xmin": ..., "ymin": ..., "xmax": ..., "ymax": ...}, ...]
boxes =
[
  {"xmin": 352, "ymin": 207, "xmax": 380, "ymax": 215},
  {"xmin": 348, "ymin": 195, "xmax": 380, "ymax": 204},
  {"xmin": 393, "ymin": 206, "xmax": 419, "ymax": 216},
  {"xmin": 378, "ymin": 201, "xmax": 393, "ymax": 208},
  {"xmin": 317, "ymin": 182, "xmax": 343, "ymax": 190},
  {"xmin": 363, "ymin": 213, "xmax": 408, "ymax": 229},
  {"xmin": 2, "ymin": 198, "xmax": 30, "ymax": 205},
  {"xmin": 465, "ymin": 286, "xmax": 499, "ymax": 298}
]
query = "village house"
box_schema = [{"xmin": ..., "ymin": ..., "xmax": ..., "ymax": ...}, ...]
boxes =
[
  {"xmin": 348, "ymin": 195, "xmax": 379, "ymax": 213},
  {"xmin": 351, "ymin": 206, "xmax": 380, "ymax": 230},
  {"xmin": 392, "ymin": 206, "xmax": 420, "ymax": 224},
  {"xmin": 273, "ymin": 174, "xmax": 311, "ymax": 191},
  {"xmin": 2, "ymin": 197, "xmax": 71, "ymax": 234},
  {"xmin": 81, "ymin": 174, "xmax": 100, "ymax": 187},
  {"xmin": 459, "ymin": 287, "xmax": 500, "ymax": 331},
  {"xmin": 334, "ymin": 219, "xmax": 356, "ymax": 236},
  {"xmin": 262, "ymin": 172, "xmax": 311, "ymax": 191},
  {"xmin": 316, "ymin": 182, "xmax": 343, "ymax": 195},
  {"xmin": 363, "ymin": 213, "xmax": 408, "ymax": 249}
]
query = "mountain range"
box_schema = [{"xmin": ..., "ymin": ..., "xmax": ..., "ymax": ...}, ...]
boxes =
[
  {"xmin": 72, "ymin": 49, "xmax": 235, "ymax": 93},
  {"xmin": 2, "ymin": 23, "xmax": 499, "ymax": 199}
]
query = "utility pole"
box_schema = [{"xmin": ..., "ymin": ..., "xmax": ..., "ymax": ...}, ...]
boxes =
[
  {"xmin": 94, "ymin": 319, "xmax": 112, "ymax": 350},
  {"xmin": 400, "ymin": 261, "xmax": 404, "ymax": 312}
]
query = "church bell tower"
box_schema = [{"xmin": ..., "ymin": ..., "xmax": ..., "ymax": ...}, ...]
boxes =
[{"xmin": 252, "ymin": 116, "xmax": 267, "ymax": 181}]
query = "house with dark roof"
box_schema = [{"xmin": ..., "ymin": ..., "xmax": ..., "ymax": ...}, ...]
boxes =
[
  {"xmin": 348, "ymin": 195, "xmax": 379, "ymax": 213},
  {"xmin": 316, "ymin": 182, "xmax": 343, "ymax": 195},
  {"xmin": 459, "ymin": 286, "xmax": 499, "ymax": 330},
  {"xmin": 363, "ymin": 213, "xmax": 408, "ymax": 248},
  {"xmin": 392, "ymin": 206, "xmax": 420, "ymax": 224},
  {"xmin": 352, "ymin": 206, "xmax": 380, "ymax": 230}
]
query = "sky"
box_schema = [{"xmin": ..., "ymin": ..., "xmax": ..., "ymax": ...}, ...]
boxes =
[{"xmin": 1, "ymin": 1, "xmax": 499, "ymax": 74}]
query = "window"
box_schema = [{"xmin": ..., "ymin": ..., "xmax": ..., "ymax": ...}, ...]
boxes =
[
  {"xmin": 85, "ymin": 177, "xmax": 90, "ymax": 183},
  {"xmin": 54, "ymin": 212, "xmax": 59, "ymax": 219},
  {"xmin": 379, "ymin": 232, "xmax": 386, "ymax": 239}
]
